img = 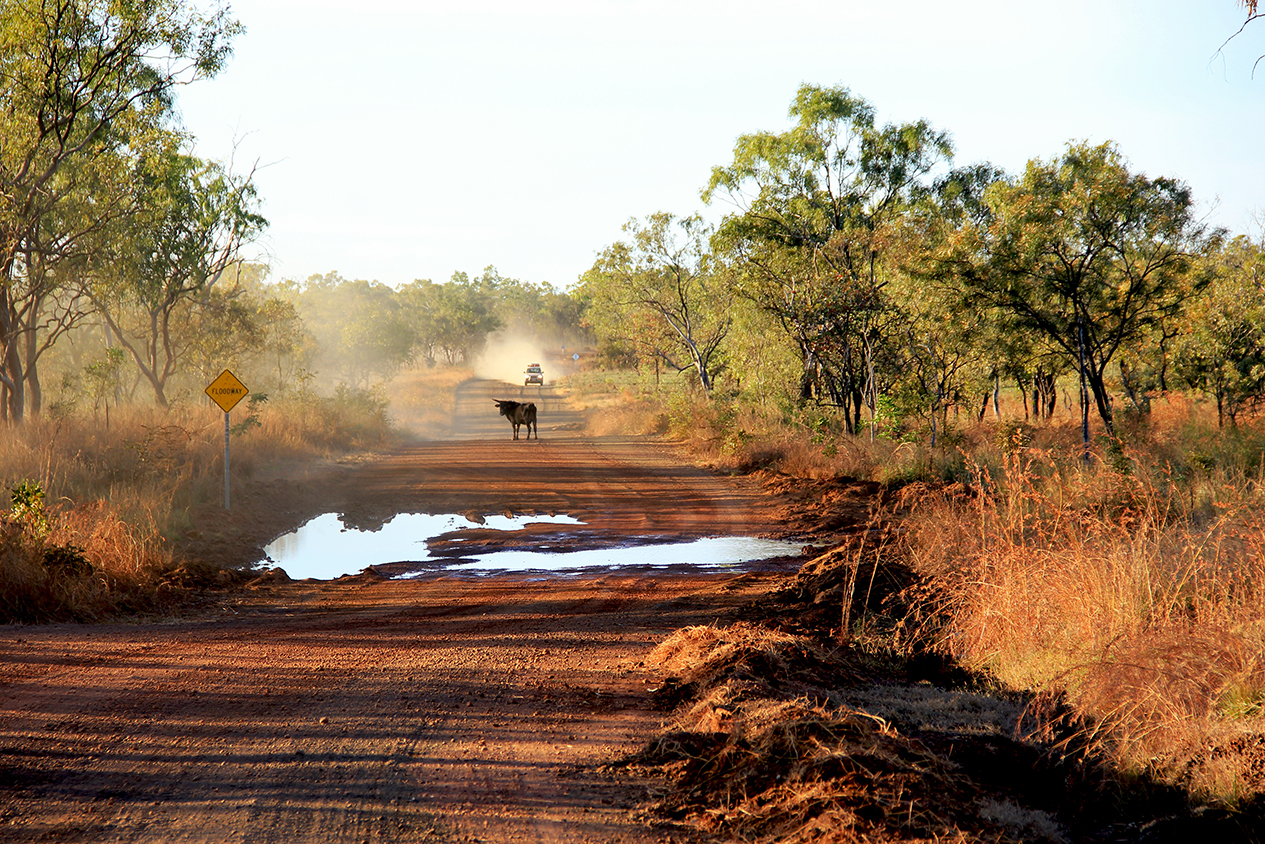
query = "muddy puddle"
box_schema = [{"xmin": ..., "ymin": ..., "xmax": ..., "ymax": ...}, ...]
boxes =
[{"xmin": 259, "ymin": 512, "xmax": 805, "ymax": 580}]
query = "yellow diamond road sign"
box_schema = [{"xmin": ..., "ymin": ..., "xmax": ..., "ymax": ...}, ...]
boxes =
[{"xmin": 205, "ymin": 369, "xmax": 248, "ymax": 413}]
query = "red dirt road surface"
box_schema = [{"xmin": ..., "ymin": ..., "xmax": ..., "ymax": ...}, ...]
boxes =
[{"xmin": 0, "ymin": 381, "xmax": 810, "ymax": 843}]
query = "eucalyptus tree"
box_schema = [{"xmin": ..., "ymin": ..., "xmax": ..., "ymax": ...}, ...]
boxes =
[
  {"xmin": 95, "ymin": 148, "xmax": 266, "ymax": 407},
  {"xmin": 1174, "ymin": 235, "xmax": 1265, "ymax": 427},
  {"xmin": 581, "ymin": 212, "xmax": 730, "ymax": 394},
  {"xmin": 8, "ymin": 191, "xmax": 102, "ymax": 417},
  {"xmin": 0, "ymin": 0, "xmax": 240, "ymax": 419},
  {"xmin": 703, "ymin": 84, "xmax": 954, "ymax": 432},
  {"xmin": 930, "ymin": 142, "xmax": 1215, "ymax": 443},
  {"xmin": 882, "ymin": 266, "xmax": 983, "ymax": 445},
  {"xmin": 337, "ymin": 287, "xmax": 417, "ymax": 387},
  {"xmin": 254, "ymin": 296, "xmax": 312, "ymax": 393},
  {"xmin": 10, "ymin": 144, "xmax": 159, "ymax": 416},
  {"xmin": 179, "ymin": 262, "xmax": 308, "ymax": 393}
]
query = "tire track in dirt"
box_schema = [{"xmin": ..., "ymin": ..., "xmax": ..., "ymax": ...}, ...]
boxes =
[{"xmin": 1, "ymin": 574, "xmax": 778, "ymax": 843}]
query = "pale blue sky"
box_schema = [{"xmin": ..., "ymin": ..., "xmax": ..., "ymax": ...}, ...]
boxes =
[{"xmin": 177, "ymin": 1, "xmax": 1265, "ymax": 289}]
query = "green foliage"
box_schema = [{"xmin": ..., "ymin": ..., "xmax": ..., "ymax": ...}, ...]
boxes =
[
  {"xmin": 869, "ymin": 394, "xmax": 906, "ymax": 441},
  {"xmin": 580, "ymin": 212, "xmax": 731, "ymax": 395},
  {"xmin": 1173, "ymin": 235, "xmax": 1265, "ymax": 427},
  {"xmin": 180, "ymin": 263, "xmax": 307, "ymax": 394},
  {"xmin": 704, "ymin": 83, "xmax": 954, "ymax": 431},
  {"xmin": 229, "ymin": 393, "xmax": 267, "ymax": 436},
  {"xmin": 929, "ymin": 141, "xmax": 1216, "ymax": 438},
  {"xmin": 9, "ymin": 479, "xmax": 48, "ymax": 538},
  {"xmin": 470, "ymin": 266, "xmax": 588, "ymax": 347},
  {"xmin": 40, "ymin": 543, "xmax": 92, "ymax": 578},
  {"xmin": 1217, "ymin": 680, "xmax": 1265, "ymax": 720},
  {"xmin": 0, "ymin": 0, "xmax": 243, "ymax": 420},
  {"xmin": 1171, "ymin": 411, "xmax": 1265, "ymax": 480},
  {"xmin": 281, "ymin": 273, "xmax": 418, "ymax": 388},
  {"xmin": 594, "ymin": 338, "xmax": 638, "ymax": 371},
  {"xmin": 94, "ymin": 145, "xmax": 268, "ymax": 407},
  {"xmin": 329, "ymin": 384, "xmax": 392, "ymax": 445},
  {"xmin": 395, "ymin": 272, "xmax": 501, "ymax": 366},
  {"xmin": 83, "ymin": 348, "xmax": 127, "ymax": 419}
]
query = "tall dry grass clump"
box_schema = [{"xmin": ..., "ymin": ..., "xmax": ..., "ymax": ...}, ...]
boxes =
[
  {"xmin": 0, "ymin": 397, "xmax": 390, "ymax": 537},
  {"xmin": 0, "ymin": 486, "xmax": 204, "ymax": 622},
  {"xmin": 0, "ymin": 380, "xmax": 406, "ymax": 621},
  {"xmin": 900, "ymin": 435, "xmax": 1265, "ymax": 802},
  {"xmin": 0, "ymin": 408, "xmax": 229, "ymax": 622}
]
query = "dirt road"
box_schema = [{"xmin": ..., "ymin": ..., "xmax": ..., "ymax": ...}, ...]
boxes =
[{"xmin": 0, "ymin": 381, "xmax": 806, "ymax": 843}]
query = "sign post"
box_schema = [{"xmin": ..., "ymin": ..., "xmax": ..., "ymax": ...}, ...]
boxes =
[{"xmin": 205, "ymin": 370, "xmax": 249, "ymax": 509}]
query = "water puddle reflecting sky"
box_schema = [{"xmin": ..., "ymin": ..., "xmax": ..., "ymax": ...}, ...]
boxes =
[
  {"xmin": 430, "ymin": 536, "xmax": 807, "ymax": 576},
  {"xmin": 259, "ymin": 512, "xmax": 804, "ymax": 580}
]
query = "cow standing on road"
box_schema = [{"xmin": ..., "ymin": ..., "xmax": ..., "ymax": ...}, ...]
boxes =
[{"xmin": 494, "ymin": 400, "xmax": 537, "ymax": 440}]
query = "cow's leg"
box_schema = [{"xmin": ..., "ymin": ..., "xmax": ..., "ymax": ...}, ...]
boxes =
[{"xmin": 512, "ymin": 422, "xmax": 519, "ymax": 440}]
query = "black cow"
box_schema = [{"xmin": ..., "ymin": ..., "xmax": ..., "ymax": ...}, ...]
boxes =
[{"xmin": 494, "ymin": 399, "xmax": 537, "ymax": 440}]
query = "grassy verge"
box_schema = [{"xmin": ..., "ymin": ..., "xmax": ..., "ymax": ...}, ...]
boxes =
[
  {"xmin": 0, "ymin": 368, "xmax": 474, "ymax": 622},
  {"xmin": 568, "ymin": 373, "xmax": 1265, "ymax": 806},
  {"xmin": 898, "ymin": 432, "xmax": 1265, "ymax": 802}
]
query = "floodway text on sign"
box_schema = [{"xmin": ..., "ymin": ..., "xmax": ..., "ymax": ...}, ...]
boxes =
[{"xmin": 205, "ymin": 370, "xmax": 249, "ymax": 413}]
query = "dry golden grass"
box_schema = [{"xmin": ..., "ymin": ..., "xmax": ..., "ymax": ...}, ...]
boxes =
[
  {"xmin": 0, "ymin": 377, "xmax": 416, "ymax": 621},
  {"xmin": 899, "ymin": 432, "xmax": 1265, "ymax": 802},
  {"xmin": 561, "ymin": 379, "xmax": 877, "ymax": 476},
  {"xmin": 388, "ymin": 364, "xmax": 473, "ymax": 436},
  {"xmin": 0, "ymin": 497, "xmax": 203, "ymax": 623},
  {"xmin": 576, "ymin": 391, "xmax": 670, "ymax": 437}
]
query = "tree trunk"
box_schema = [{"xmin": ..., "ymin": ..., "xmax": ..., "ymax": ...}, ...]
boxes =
[
  {"xmin": 0, "ymin": 281, "xmax": 21, "ymax": 423},
  {"xmin": 1087, "ymin": 365, "xmax": 1115, "ymax": 440},
  {"xmin": 26, "ymin": 361, "xmax": 40, "ymax": 417},
  {"xmin": 1078, "ymin": 322, "xmax": 1092, "ymax": 460},
  {"xmin": 1030, "ymin": 370, "xmax": 1056, "ymax": 420},
  {"xmin": 5, "ymin": 341, "xmax": 24, "ymax": 423},
  {"xmin": 1119, "ymin": 361, "xmax": 1148, "ymax": 416},
  {"xmin": 798, "ymin": 347, "xmax": 816, "ymax": 401},
  {"xmin": 24, "ymin": 328, "xmax": 40, "ymax": 417}
]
